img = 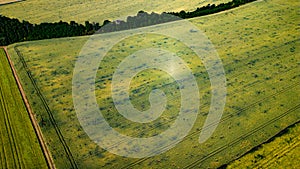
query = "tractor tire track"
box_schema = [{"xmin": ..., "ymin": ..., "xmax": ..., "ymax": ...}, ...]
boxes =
[
  {"xmin": 13, "ymin": 46, "xmax": 77, "ymax": 168},
  {"xmin": 91, "ymin": 38, "xmax": 298, "ymax": 147},
  {"xmin": 0, "ymin": 86, "xmax": 20, "ymax": 168},
  {"xmin": 184, "ymin": 104, "xmax": 300, "ymax": 169},
  {"xmin": 0, "ymin": 123, "xmax": 8, "ymax": 169},
  {"xmin": 99, "ymin": 42, "xmax": 299, "ymax": 157},
  {"xmin": 3, "ymin": 47, "xmax": 56, "ymax": 169},
  {"xmin": 253, "ymin": 129, "xmax": 300, "ymax": 169},
  {"xmin": 0, "ymin": 49, "xmax": 23, "ymax": 168},
  {"xmin": 121, "ymin": 82, "xmax": 299, "ymax": 168}
]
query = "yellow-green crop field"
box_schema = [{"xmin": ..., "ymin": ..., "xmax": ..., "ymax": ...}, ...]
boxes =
[
  {"xmin": 0, "ymin": 0, "xmax": 230, "ymax": 24},
  {"xmin": 228, "ymin": 122, "xmax": 300, "ymax": 169},
  {"xmin": 0, "ymin": 48, "xmax": 47, "ymax": 168},
  {"xmin": 6, "ymin": 0, "xmax": 300, "ymax": 168}
]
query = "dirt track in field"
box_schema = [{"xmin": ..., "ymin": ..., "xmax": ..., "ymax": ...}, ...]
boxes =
[
  {"xmin": 0, "ymin": 0, "xmax": 22, "ymax": 5},
  {"xmin": 1, "ymin": 46, "xmax": 56, "ymax": 169}
]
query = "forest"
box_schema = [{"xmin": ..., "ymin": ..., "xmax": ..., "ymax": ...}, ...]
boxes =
[{"xmin": 0, "ymin": 0, "xmax": 256, "ymax": 45}]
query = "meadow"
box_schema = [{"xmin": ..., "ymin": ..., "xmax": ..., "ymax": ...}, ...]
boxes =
[
  {"xmin": 0, "ymin": 0, "xmax": 230, "ymax": 24},
  {"xmin": 0, "ymin": 48, "xmax": 48, "ymax": 168},
  {"xmin": 6, "ymin": 0, "xmax": 300, "ymax": 168}
]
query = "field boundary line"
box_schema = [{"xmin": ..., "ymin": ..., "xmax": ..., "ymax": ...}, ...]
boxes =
[
  {"xmin": 13, "ymin": 45, "xmax": 78, "ymax": 168},
  {"xmin": 0, "ymin": 0, "xmax": 23, "ymax": 6},
  {"xmin": 2, "ymin": 47, "xmax": 56, "ymax": 169},
  {"xmin": 257, "ymin": 138, "xmax": 300, "ymax": 168},
  {"xmin": 184, "ymin": 104, "xmax": 300, "ymax": 168},
  {"xmin": 253, "ymin": 126, "xmax": 300, "ymax": 168},
  {"xmin": 95, "ymin": 38, "xmax": 300, "ymax": 155},
  {"xmin": 122, "ymin": 83, "xmax": 299, "ymax": 168},
  {"xmin": 223, "ymin": 120, "xmax": 300, "ymax": 169}
]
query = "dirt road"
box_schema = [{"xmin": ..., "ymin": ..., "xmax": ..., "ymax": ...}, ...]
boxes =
[{"xmin": 1, "ymin": 46, "xmax": 56, "ymax": 169}]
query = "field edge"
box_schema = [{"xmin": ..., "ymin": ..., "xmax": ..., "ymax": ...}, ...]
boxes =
[{"xmin": 1, "ymin": 46, "xmax": 55, "ymax": 169}]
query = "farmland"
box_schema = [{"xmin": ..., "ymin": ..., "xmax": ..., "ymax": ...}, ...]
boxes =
[
  {"xmin": 5, "ymin": 0, "xmax": 300, "ymax": 168},
  {"xmin": 0, "ymin": 48, "xmax": 48, "ymax": 168},
  {"xmin": 227, "ymin": 122, "xmax": 300, "ymax": 168},
  {"xmin": 0, "ymin": 0, "xmax": 230, "ymax": 24}
]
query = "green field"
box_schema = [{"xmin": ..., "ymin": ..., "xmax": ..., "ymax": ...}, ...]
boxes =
[
  {"xmin": 227, "ymin": 122, "xmax": 300, "ymax": 169},
  {"xmin": 6, "ymin": 0, "xmax": 300, "ymax": 168},
  {"xmin": 0, "ymin": 48, "xmax": 48, "ymax": 168},
  {"xmin": 0, "ymin": 0, "xmax": 230, "ymax": 24}
]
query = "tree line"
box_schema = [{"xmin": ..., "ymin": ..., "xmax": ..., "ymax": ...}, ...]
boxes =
[
  {"xmin": 0, "ymin": 16, "xmax": 101, "ymax": 45},
  {"xmin": 0, "ymin": 0, "xmax": 256, "ymax": 46},
  {"xmin": 167, "ymin": 0, "xmax": 256, "ymax": 19}
]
